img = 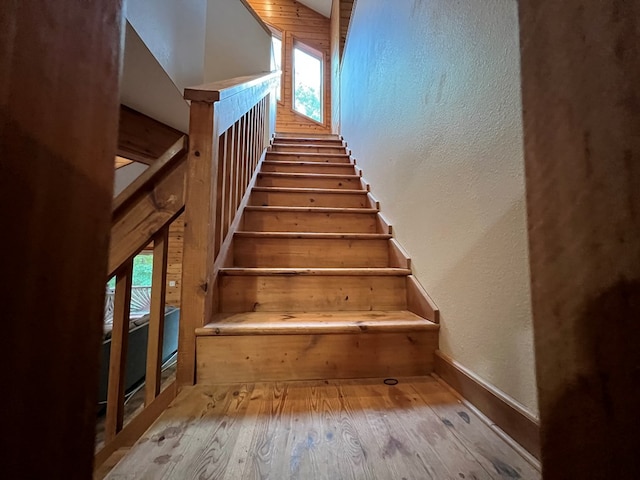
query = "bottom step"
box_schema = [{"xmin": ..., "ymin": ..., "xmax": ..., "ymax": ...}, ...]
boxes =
[{"xmin": 195, "ymin": 311, "xmax": 438, "ymax": 383}]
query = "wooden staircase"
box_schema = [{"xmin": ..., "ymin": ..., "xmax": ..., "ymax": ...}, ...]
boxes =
[{"xmin": 194, "ymin": 134, "xmax": 439, "ymax": 384}]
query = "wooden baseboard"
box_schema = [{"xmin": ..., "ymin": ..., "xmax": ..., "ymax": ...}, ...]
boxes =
[{"xmin": 434, "ymin": 350, "xmax": 540, "ymax": 460}]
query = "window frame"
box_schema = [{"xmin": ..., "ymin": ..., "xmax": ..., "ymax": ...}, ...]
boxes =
[
  {"xmin": 292, "ymin": 39, "xmax": 324, "ymax": 125},
  {"xmin": 267, "ymin": 25, "xmax": 284, "ymax": 104}
]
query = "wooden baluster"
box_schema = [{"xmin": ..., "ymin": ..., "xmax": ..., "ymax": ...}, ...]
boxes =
[
  {"xmin": 223, "ymin": 128, "xmax": 235, "ymax": 239},
  {"xmin": 252, "ymin": 104, "xmax": 259, "ymax": 170},
  {"xmin": 235, "ymin": 118, "xmax": 244, "ymax": 210},
  {"xmin": 249, "ymin": 104, "xmax": 257, "ymax": 172},
  {"xmin": 145, "ymin": 228, "xmax": 169, "ymax": 405},
  {"xmin": 214, "ymin": 133, "xmax": 227, "ymax": 257},
  {"xmin": 238, "ymin": 115, "xmax": 246, "ymax": 204},
  {"xmin": 105, "ymin": 260, "xmax": 133, "ymax": 442}
]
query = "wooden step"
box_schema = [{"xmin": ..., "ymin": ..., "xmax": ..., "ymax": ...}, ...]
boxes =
[
  {"xmin": 266, "ymin": 152, "xmax": 351, "ymax": 163},
  {"xmin": 257, "ymin": 172, "xmax": 362, "ymax": 190},
  {"xmin": 242, "ymin": 206, "xmax": 379, "ymax": 233},
  {"xmin": 218, "ymin": 270, "xmax": 409, "ymax": 312},
  {"xmin": 233, "ymin": 233, "xmax": 392, "ymax": 268},
  {"xmin": 273, "ymin": 135, "xmax": 344, "ymax": 145},
  {"xmin": 250, "ymin": 187, "xmax": 369, "ymax": 208},
  {"xmin": 270, "ymin": 144, "xmax": 347, "ymax": 154},
  {"xmin": 196, "ymin": 329, "xmax": 436, "ymax": 383},
  {"xmin": 195, "ymin": 310, "xmax": 437, "ymax": 383},
  {"xmin": 261, "ymin": 160, "xmax": 356, "ymax": 175},
  {"xmin": 196, "ymin": 310, "xmax": 438, "ymax": 336}
]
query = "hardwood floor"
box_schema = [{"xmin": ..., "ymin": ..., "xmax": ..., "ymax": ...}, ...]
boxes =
[{"xmin": 105, "ymin": 376, "xmax": 539, "ymax": 479}]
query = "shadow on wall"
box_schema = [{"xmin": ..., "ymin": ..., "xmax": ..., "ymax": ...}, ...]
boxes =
[{"xmin": 435, "ymin": 196, "xmax": 537, "ymax": 414}]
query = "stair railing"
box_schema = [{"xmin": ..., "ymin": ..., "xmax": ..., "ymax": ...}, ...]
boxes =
[
  {"xmin": 177, "ymin": 71, "xmax": 279, "ymax": 386},
  {"xmin": 95, "ymin": 136, "xmax": 188, "ymax": 467}
]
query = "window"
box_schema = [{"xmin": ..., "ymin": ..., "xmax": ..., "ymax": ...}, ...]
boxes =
[
  {"xmin": 293, "ymin": 42, "xmax": 323, "ymax": 123},
  {"xmin": 270, "ymin": 34, "xmax": 283, "ymax": 101}
]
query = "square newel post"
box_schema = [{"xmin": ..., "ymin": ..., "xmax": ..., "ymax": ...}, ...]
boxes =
[{"xmin": 178, "ymin": 99, "xmax": 220, "ymax": 387}]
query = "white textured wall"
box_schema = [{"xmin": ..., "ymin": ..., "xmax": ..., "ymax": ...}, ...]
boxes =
[
  {"xmin": 113, "ymin": 163, "xmax": 148, "ymax": 197},
  {"xmin": 204, "ymin": 0, "xmax": 271, "ymax": 82},
  {"xmin": 341, "ymin": 0, "xmax": 538, "ymax": 415},
  {"xmin": 121, "ymin": 23, "xmax": 190, "ymax": 132},
  {"xmin": 126, "ymin": 0, "xmax": 207, "ymax": 91}
]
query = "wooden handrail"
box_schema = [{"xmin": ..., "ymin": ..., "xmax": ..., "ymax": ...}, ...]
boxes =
[
  {"xmin": 97, "ymin": 137, "xmax": 188, "ymax": 468},
  {"xmin": 113, "ymin": 135, "xmax": 187, "ymax": 214},
  {"xmin": 178, "ymin": 71, "xmax": 279, "ymax": 386},
  {"xmin": 108, "ymin": 137, "xmax": 188, "ymax": 278},
  {"xmin": 96, "ymin": 71, "xmax": 278, "ymax": 467},
  {"xmin": 184, "ymin": 71, "xmax": 280, "ymax": 103}
]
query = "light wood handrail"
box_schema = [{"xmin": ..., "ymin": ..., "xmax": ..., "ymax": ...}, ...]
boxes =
[
  {"xmin": 178, "ymin": 71, "xmax": 279, "ymax": 386},
  {"xmin": 97, "ymin": 138, "xmax": 188, "ymax": 468},
  {"xmin": 184, "ymin": 71, "xmax": 280, "ymax": 103}
]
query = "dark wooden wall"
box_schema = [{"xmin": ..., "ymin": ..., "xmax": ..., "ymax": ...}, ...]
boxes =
[
  {"xmin": 519, "ymin": 0, "xmax": 640, "ymax": 477},
  {"xmin": 0, "ymin": 1, "xmax": 123, "ymax": 478}
]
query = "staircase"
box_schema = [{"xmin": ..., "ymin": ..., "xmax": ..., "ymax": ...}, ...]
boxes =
[{"xmin": 194, "ymin": 134, "xmax": 439, "ymax": 384}]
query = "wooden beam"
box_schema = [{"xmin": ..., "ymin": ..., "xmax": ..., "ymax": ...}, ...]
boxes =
[
  {"xmin": 117, "ymin": 105, "xmax": 184, "ymax": 165},
  {"xmin": 0, "ymin": 1, "xmax": 123, "ymax": 478},
  {"xmin": 519, "ymin": 1, "xmax": 640, "ymax": 477}
]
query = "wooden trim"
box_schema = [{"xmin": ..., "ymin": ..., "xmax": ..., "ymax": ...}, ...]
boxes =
[
  {"xmin": 184, "ymin": 71, "xmax": 280, "ymax": 103},
  {"xmin": 406, "ymin": 275, "xmax": 439, "ymax": 323},
  {"xmin": 388, "ymin": 238, "xmax": 411, "ymax": 269},
  {"xmin": 94, "ymin": 381, "xmax": 177, "ymax": 469},
  {"xmin": 434, "ymin": 350, "xmax": 540, "ymax": 460},
  {"xmin": 238, "ymin": 0, "xmax": 273, "ymax": 36}
]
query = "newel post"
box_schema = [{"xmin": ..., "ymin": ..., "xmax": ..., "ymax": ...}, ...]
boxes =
[{"xmin": 177, "ymin": 100, "xmax": 220, "ymax": 387}]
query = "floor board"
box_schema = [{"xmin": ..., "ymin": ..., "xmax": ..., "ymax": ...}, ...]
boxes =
[{"xmin": 106, "ymin": 377, "xmax": 540, "ymax": 479}]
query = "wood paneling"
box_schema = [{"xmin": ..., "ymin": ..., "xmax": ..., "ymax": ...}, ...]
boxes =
[
  {"xmin": 519, "ymin": 1, "xmax": 640, "ymax": 477},
  {"xmin": 106, "ymin": 378, "xmax": 540, "ymax": 479},
  {"xmin": 165, "ymin": 215, "xmax": 184, "ymax": 307},
  {"xmin": 0, "ymin": 1, "xmax": 123, "ymax": 478},
  {"xmin": 118, "ymin": 105, "xmax": 184, "ymax": 165},
  {"xmin": 246, "ymin": 0, "xmax": 332, "ymax": 133}
]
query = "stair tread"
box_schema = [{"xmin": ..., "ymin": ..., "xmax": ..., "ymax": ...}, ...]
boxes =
[
  {"xmin": 252, "ymin": 186, "xmax": 367, "ymax": 194},
  {"xmin": 196, "ymin": 310, "xmax": 438, "ymax": 336},
  {"xmin": 272, "ymin": 143, "xmax": 344, "ymax": 148},
  {"xmin": 258, "ymin": 172, "xmax": 360, "ymax": 179},
  {"xmin": 263, "ymin": 161, "xmax": 354, "ymax": 167},
  {"xmin": 244, "ymin": 206, "xmax": 378, "ymax": 213},
  {"xmin": 220, "ymin": 267, "xmax": 411, "ymax": 276},
  {"xmin": 235, "ymin": 231, "xmax": 391, "ymax": 239},
  {"xmin": 267, "ymin": 152, "xmax": 349, "ymax": 158}
]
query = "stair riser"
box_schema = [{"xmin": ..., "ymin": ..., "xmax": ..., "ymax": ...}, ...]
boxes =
[
  {"xmin": 261, "ymin": 162, "xmax": 356, "ymax": 175},
  {"xmin": 271, "ymin": 145, "xmax": 346, "ymax": 154},
  {"xmin": 233, "ymin": 238, "xmax": 390, "ymax": 268},
  {"xmin": 242, "ymin": 210, "xmax": 378, "ymax": 233},
  {"xmin": 196, "ymin": 332, "xmax": 436, "ymax": 383},
  {"xmin": 219, "ymin": 275, "xmax": 407, "ymax": 312},
  {"xmin": 250, "ymin": 191, "xmax": 368, "ymax": 208},
  {"xmin": 273, "ymin": 138, "xmax": 343, "ymax": 146},
  {"xmin": 266, "ymin": 153, "xmax": 351, "ymax": 164},
  {"xmin": 257, "ymin": 175, "xmax": 361, "ymax": 190}
]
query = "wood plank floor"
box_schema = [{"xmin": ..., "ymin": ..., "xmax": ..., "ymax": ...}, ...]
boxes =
[{"xmin": 106, "ymin": 377, "xmax": 539, "ymax": 479}]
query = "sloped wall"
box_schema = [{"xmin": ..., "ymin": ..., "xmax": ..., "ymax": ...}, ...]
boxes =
[
  {"xmin": 204, "ymin": 0, "xmax": 271, "ymax": 82},
  {"xmin": 340, "ymin": 0, "xmax": 538, "ymax": 415}
]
